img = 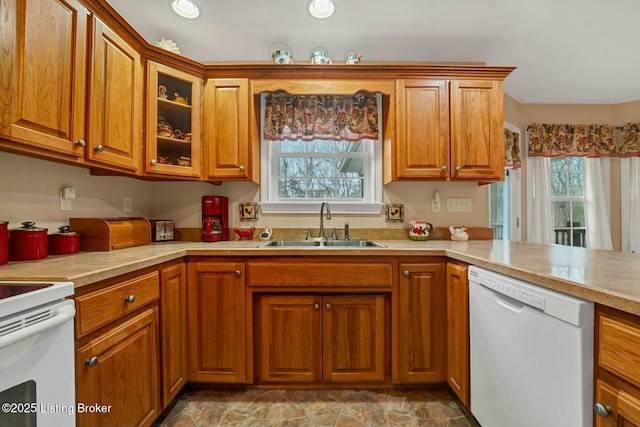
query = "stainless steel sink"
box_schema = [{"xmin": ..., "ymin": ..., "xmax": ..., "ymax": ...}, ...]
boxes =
[{"xmin": 258, "ymin": 239, "xmax": 386, "ymax": 248}]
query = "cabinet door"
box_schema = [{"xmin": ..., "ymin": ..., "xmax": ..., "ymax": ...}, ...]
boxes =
[
  {"xmin": 87, "ymin": 17, "xmax": 142, "ymax": 172},
  {"xmin": 323, "ymin": 295, "xmax": 386, "ymax": 383},
  {"xmin": 258, "ymin": 295, "xmax": 323, "ymax": 383},
  {"xmin": 395, "ymin": 263, "xmax": 446, "ymax": 383},
  {"xmin": 446, "ymin": 263, "xmax": 470, "ymax": 407},
  {"xmin": 159, "ymin": 263, "xmax": 187, "ymax": 408},
  {"xmin": 203, "ymin": 78, "xmax": 250, "ymax": 180},
  {"xmin": 395, "ymin": 80, "xmax": 449, "ymax": 180},
  {"xmin": 76, "ymin": 307, "xmax": 160, "ymax": 427},
  {"xmin": 146, "ymin": 62, "xmax": 202, "ymax": 178},
  {"xmin": 595, "ymin": 380, "xmax": 640, "ymax": 427},
  {"xmin": 450, "ymin": 79, "xmax": 504, "ymax": 181},
  {"xmin": 0, "ymin": 0, "xmax": 88, "ymax": 157},
  {"xmin": 187, "ymin": 262, "xmax": 246, "ymax": 383}
]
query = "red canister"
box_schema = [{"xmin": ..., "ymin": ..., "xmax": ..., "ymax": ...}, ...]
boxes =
[
  {"xmin": 9, "ymin": 221, "xmax": 48, "ymax": 261},
  {"xmin": 48, "ymin": 226, "xmax": 80, "ymax": 255},
  {"xmin": 0, "ymin": 221, "xmax": 8, "ymax": 265}
]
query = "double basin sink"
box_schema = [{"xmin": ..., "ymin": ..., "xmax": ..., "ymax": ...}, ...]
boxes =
[{"xmin": 259, "ymin": 239, "xmax": 386, "ymax": 248}]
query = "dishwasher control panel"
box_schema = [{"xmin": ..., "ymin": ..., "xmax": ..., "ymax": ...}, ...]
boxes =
[{"xmin": 471, "ymin": 269, "xmax": 546, "ymax": 310}]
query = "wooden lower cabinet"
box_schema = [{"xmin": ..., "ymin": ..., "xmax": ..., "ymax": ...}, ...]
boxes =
[
  {"xmin": 76, "ymin": 307, "xmax": 161, "ymax": 427},
  {"xmin": 258, "ymin": 294, "xmax": 386, "ymax": 384},
  {"xmin": 446, "ymin": 262, "xmax": 470, "ymax": 407},
  {"xmin": 159, "ymin": 263, "xmax": 188, "ymax": 408},
  {"xmin": 595, "ymin": 305, "xmax": 640, "ymax": 426},
  {"xmin": 187, "ymin": 262, "xmax": 247, "ymax": 383},
  {"xmin": 394, "ymin": 262, "xmax": 446, "ymax": 383}
]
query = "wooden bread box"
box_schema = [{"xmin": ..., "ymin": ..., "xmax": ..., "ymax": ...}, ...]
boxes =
[{"xmin": 69, "ymin": 217, "xmax": 151, "ymax": 251}]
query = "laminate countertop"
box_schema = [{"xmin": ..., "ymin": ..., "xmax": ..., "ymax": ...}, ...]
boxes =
[{"xmin": 1, "ymin": 240, "xmax": 638, "ymax": 315}]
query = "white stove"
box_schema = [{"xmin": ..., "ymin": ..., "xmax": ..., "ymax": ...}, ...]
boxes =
[{"xmin": 0, "ymin": 281, "xmax": 76, "ymax": 427}]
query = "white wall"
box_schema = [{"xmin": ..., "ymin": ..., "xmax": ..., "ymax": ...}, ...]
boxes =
[{"xmin": 1, "ymin": 151, "xmax": 490, "ymax": 233}]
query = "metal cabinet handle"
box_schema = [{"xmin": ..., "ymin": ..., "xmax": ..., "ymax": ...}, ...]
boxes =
[
  {"xmin": 150, "ymin": 159, "xmax": 157, "ymax": 166},
  {"xmin": 594, "ymin": 403, "xmax": 613, "ymax": 418},
  {"xmin": 313, "ymin": 303, "xmax": 320, "ymax": 310},
  {"xmin": 325, "ymin": 303, "xmax": 331, "ymax": 310},
  {"xmin": 125, "ymin": 295, "xmax": 135, "ymax": 303},
  {"xmin": 234, "ymin": 270, "xmax": 241, "ymax": 277},
  {"xmin": 239, "ymin": 165, "xmax": 245, "ymax": 172},
  {"xmin": 455, "ymin": 165, "xmax": 462, "ymax": 172},
  {"xmin": 95, "ymin": 144, "xmax": 104, "ymax": 152},
  {"xmin": 86, "ymin": 356, "xmax": 98, "ymax": 367},
  {"xmin": 76, "ymin": 139, "xmax": 86, "ymax": 147},
  {"xmin": 403, "ymin": 270, "xmax": 410, "ymax": 277},
  {"xmin": 441, "ymin": 165, "xmax": 448, "ymax": 172}
]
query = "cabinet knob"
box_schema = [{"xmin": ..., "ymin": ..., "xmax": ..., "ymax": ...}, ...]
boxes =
[
  {"xmin": 455, "ymin": 165, "xmax": 462, "ymax": 172},
  {"xmin": 441, "ymin": 165, "xmax": 448, "ymax": 172},
  {"xmin": 239, "ymin": 165, "xmax": 245, "ymax": 172},
  {"xmin": 234, "ymin": 270, "xmax": 241, "ymax": 277},
  {"xmin": 594, "ymin": 403, "xmax": 613, "ymax": 418},
  {"xmin": 85, "ymin": 356, "xmax": 98, "ymax": 367},
  {"xmin": 313, "ymin": 303, "xmax": 320, "ymax": 310},
  {"xmin": 95, "ymin": 144, "xmax": 104, "ymax": 152},
  {"xmin": 403, "ymin": 270, "xmax": 410, "ymax": 277},
  {"xmin": 125, "ymin": 295, "xmax": 136, "ymax": 303},
  {"xmin": 76, "ymin": 139, "xmax": 86, "ymax": 148},
  {"xmin": 325, "ymin": 303, "xmax": 331, "ymax": 310},
  {"xmin": 150, "ymin": 159, "xmax": 157, "ymax": 166}
]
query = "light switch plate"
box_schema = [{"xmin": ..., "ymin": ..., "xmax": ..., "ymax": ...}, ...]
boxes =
[{"xmin": 447, "ymin": 198, "xmax": 472, "ymax": 212}]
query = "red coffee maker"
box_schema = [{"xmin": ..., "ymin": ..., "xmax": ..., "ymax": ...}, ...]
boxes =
[{"xmin": 202, "ymin": 196, "xmax": 228, "ymax": 242}]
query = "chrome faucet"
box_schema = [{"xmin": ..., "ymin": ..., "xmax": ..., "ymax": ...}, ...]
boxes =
[{"xmin": 318, "ymin": 201, "xmax": 332, "ymax": 240}]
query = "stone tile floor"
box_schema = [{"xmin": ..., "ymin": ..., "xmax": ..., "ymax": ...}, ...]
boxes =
[{"xmin": 153, "ymin": 387, "xmax": 480, "ymax": 427}]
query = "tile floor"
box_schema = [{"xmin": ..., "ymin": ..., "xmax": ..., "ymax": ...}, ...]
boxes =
[{"xmin": 153, "ymin": 387, "xmax": 480, "ymax": 427}]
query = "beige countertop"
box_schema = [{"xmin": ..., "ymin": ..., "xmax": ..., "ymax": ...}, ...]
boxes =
[{"xmin": 1, "ymin": 240, "xmax": 639, "ymax": 315}]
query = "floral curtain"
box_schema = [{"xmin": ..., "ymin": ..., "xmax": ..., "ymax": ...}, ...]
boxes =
[
  {"xmin": 263, "ymin": 92, "xmax": 379, "ymax": 141},
  {"xmin": 504, "ymin": 128, "xmax": 521, "ymax": 169},
  {"xmin": 528, "ymin": 123, "xmax": 617, "ymax": 157},
  {"xmin": 619, "ymin": 123, "xmax": 640, "ymax": 157}
]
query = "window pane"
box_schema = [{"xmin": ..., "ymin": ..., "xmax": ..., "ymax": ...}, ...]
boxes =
[
  {"xmin": 279, "ymin": 178, "xmax": 306, "ymax": 198},
  {"xmin": 337, "ymin": 158, "xmax": 364, "ymax": 176},
  {"xmin": 553, "ymin": 201, "xmax": 571, "ymax": 227},
  {"xmin": 280, "ymin": 140, "xmax": 306, "ymax": 153},
  {"xmin": 569, "ymin": 170, "xmax": 584, "ymax": 197},
  {"xmin": 550, "ymin": 157, "xmax": 566, "ymax": 171},
  {"xmin": 279, "ymin": 158, "xmax": 306, "ymax": 177},
  {"xmin": 551, "ymin": 170, "xmax": 568, "ymax": 197},
  {"xmin": 309, "ymin": 140, "xmax": 337, "ymax": 153},
  {"xmin": 337, "ymin": 179, "xmax": 363, "ymax": 198},
  {"xmin": 308, "ymin": 179, "xmax": 335, "ymax": 198},
  {"xmin": 572, "ymin": 201, "xmax": 585, "ymax": 226},
  {"xmin": 308, "ymin": 158, "xmax": 335, "ymax": 177}
]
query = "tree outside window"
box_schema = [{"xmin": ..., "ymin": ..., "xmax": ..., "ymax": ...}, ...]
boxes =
[{"xmin": 550, "ymin": 157, "xmax": 586, "ymax": 247}]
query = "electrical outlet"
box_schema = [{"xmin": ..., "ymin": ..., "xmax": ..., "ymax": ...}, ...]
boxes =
[
  {"xmin": 446, "ymin": 198, "xmax": 472, "ymax": 213},
  {"xmin": 122, "ymin": 197, "xmax": 131, "ymax": 213},
  {"xmin": 59, "ymin": 196, "xmax": 72, "ymax": 211},
  {"xmin": 123, "ymin": 197, "xmax": 132, "ymax": 213}
]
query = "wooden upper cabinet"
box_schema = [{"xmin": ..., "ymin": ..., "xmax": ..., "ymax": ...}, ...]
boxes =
[
  {"xmin": 450, "ymin": 79, "xmax": 504, "ymax": 181},
  {"xmin": 203, "ymin": 78, "xmax": 254, "ymax": 181},
  {"xmin": 0, "ymin": 0, "xmax": 88, "ymax": 157},
  {"xmin": 146, "ymin": 62, "xmax": 202, "ymax": 178},
  {"xmin": 86, "ymin": 17, "xmax": 142, "ymax": 172},
  {"xmin": 395, "ymin": 80, "xmax": 449, "ymax": 180}
]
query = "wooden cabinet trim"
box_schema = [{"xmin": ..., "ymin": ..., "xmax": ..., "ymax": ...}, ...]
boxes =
[{"xmin": 246, "ymin": 262, "xmax": 393, "ymax": 287}]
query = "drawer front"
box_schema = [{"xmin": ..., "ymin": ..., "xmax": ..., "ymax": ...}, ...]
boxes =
[
  {"xmin": 599, "ymin": 313, "xmax": 640, "ymax": 386},
  {"xmin": 76, "ymin": 271, "xmax": 160, "ymax": 338},
  {"xmin": 246, "ymin": 262, "xmax": 393, "ymax": 287}
]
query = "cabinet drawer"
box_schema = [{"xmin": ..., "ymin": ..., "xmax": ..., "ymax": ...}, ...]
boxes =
[
  {"xmin": 598, "ymin": 312, "xmax": 640, "ymax": 386},
  {"xmin": 246, "ymin": 262, "xmax": 393, "ymax": 287},
  {"xmin": 76, "ymin": 271, "xmax": 160, "ymax": 338}
]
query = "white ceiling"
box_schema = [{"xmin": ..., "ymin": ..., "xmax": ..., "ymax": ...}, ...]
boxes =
[{"xmin": 106, "ymin": 0, "xmax": 640, "ymax": 105}]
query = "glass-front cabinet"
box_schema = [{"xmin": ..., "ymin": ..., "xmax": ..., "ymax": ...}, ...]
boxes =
[{"xmin": 146, "ymin": 62, "xmax": 202, "ymax": 178}]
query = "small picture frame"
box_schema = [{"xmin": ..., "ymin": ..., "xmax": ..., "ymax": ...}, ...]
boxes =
[
  {"xmin": 239, "ymin": 203, "xmax": 258, "ymax": 221},
  {"xmin": 385, "ymin": 204, "xmax": 404, "ymax": 222}
]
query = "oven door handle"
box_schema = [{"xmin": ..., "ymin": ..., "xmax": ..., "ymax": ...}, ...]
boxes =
[{"xmin": 0, "ymin": 304, "xmax": 76, "ymax": 350}]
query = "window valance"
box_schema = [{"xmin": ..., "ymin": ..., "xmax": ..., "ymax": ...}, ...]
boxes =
[
  {"xmin": 619, "ymin": 123, "xmax": 640, "ymax": 157},
  {"xmin": 528, "ymin": 123, "xmax": 616, "ymax": 158},
  {"xmin": 263, "ymin": 92, "xmax": 379, "ymax": 141},
  {"xmin": 504, "ymin": 128, "xmax": 521, "ymax": 169}
]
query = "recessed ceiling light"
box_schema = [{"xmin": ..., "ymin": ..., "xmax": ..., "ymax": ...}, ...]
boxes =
[
  {"xmin": 308, "ymin": 0, "xmax": 335, "ymax": 19},
  {"xmin": 171, "ymin": 0, "xmax": 200, "ymax": 19}
]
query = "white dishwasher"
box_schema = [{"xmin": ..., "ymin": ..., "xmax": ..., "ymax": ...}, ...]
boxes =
[{"xmin": 469, "ymin": 266, "xmax": 594, "ymax": 427}]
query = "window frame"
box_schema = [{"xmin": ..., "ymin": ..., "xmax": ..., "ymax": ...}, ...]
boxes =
[
  {"xmin": 259, "ymin": 93, "xmax": 383, "ymax": 214},
  {"xmin": 549, "ymin": 157, "xmax": 587, "ymax": 247}
]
